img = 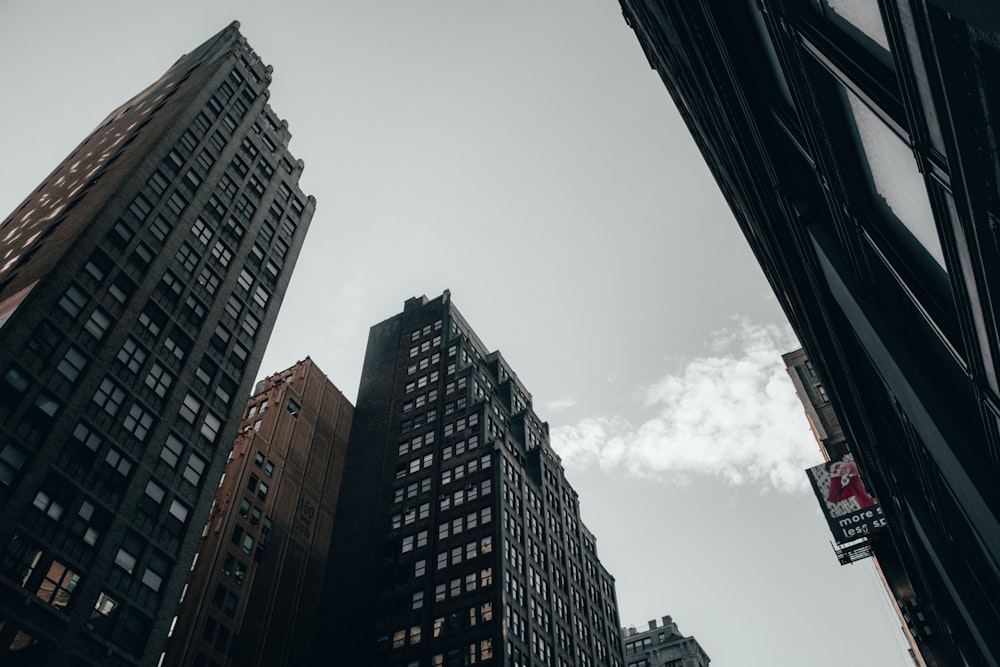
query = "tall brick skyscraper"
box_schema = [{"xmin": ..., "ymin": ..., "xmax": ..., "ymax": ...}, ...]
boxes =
[
  {"xmin": 0, "ymin": 22, "xmax": 314, "ymax": 666},
  {"xmin": 312, "ymin": 291, "xmax": 625, "ymax": 667}
]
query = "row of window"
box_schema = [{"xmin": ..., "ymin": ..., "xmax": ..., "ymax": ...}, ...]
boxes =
[
  {"xmin": 442, "ymin": 434, "xmax": 481, "ymax": 461},
  {"xmin": 390, "ymin": 502, "xmax": 431, "ymax": 529},
  {"xmin": 409, "ymin": 319, "xmax": 443, "ymax": 342},
  {"xmin": 396, "ymin": 452, "xmax": 434, "ymax": 480},
  {"xmin": 404, "ymin": 370, "xmax": 439, "ymax": 394},
  {"xmin": 439, "ymin": 478, "xmax": 492, "ymax": 512},
  {"xmin": 432, "ymin": 567, "xmax": 494, "ymax": 602},
  {"xmin": 438, "ymin": 506, "xmax": 493, "ymax": 540},
  {"xmin": 402, "ymin": 390, "xmax": 437, "ymax": 414},
  {"xmin": 403, "ymin": 500, "xmax": 487, "ymax": 550},
  {"xmin": 0, "ymin": 366, "xmax": 62, "ymax": 428},
  {"xmin": 399, "ymin": 408, "xmax": 437, "ymax": 434},
  {"xmin": 30, "ymin": 479, "xmax": 109, "ymax": 549},
  {"xmin": 393, "ymin": 477, "xmax": 432, "ymax": 504},
  {"xmin": 441, "ymin": 453, "xmax": 490, "ymax": 485},
  {"xmin": 435, "ymin": 536, "xmax": 493, "ymax": 571},
  {"xmin": 443, "ymin": 413, "xmax": 479, "ymax": 438},
  {"xmin": 408, "ymin": 336, "xmax": 442, "ymax": 358},
  {"xmin": 406, "ymin": 352, "xmax": 440, "ymax": 376},
  {"xmin": 114, "ymin": 530, "xmax": 173, "ymax": 594},
  {"xmin": 397, "ymin": 430, "xmax": 435, "ymax": 457}
]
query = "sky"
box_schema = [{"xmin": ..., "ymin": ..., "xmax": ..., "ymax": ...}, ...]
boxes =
[{"xmin": 1, "ymin": 1, "xmax": 914, "ymax": 665}]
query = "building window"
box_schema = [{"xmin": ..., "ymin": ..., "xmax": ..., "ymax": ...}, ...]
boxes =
[
  {"xmin": 184, "ymin": 452, "xmax": 206, "ymax": 486},
  {"xmin": 183, "ymin": 295, "xmax": 206, "ymax": 325},
  {"xmin": 114, "ymin": 532, "xmax": 144, "ymax": 574},
  {"xmin": 163, "ymin": 326, "xmax": 191, "ymax": 361},
  {"xmin": 139, "ymin": 480, "xmax": 165, "ymax": 516},
  {"xmin": 175, "ymin": 243, "xmax": 200, "ymax": 274},
  {"xmin": 139, "ymin": 302, "xmax": 167, "ymax": 337},
  {"xmin": 0, "ymin": 443, "xmax": 27, "ymax": 487},
  {"xmin": 93, "ymin": 378, "xmax": 126, "ymax": 416},
  {"xmin": 131, "ymin": 242, "xmax": 154, "ymax": 269},
  {"xmin": 87, "ymin": 591, "xmax": 120, "ymax": 638},
  {"xmin": 84, "ymin": 250, "xmax": 113, "ymax": 282},
  {"xmin": 226, "ymin": 217, "xmax": 245, "ymax": 239},
  {"xmin": 233, "ymin": 560, "xmax": 247, "ymax": 585},
  {"xmin": 32, "ymin": 484, "xmax": 68, "ymax": 521},
  {"xmin": 196, "ymin": 149, "xmax": 214, "ymax": 172},
  {"xmin": 842, "ymin": 86, "xmax": 945, "ymax": 272},
  {"xmin": 108, "ymin": 220, "xmax": 135, "ymax": 249},
  {"xmin": 164, "ymin": 499, "xmax": 189, "ymax": 536},
  {"xmin": 241, "ymin": 313, "xmax": 259, "ymax": 338},
  {"xmin": 166, "ymin": 192, "xmax": 188, "ymax": 216},
  {"xmin": 197, "ymin": 266, "xmax": 220, "ymax": 295},
  {"xmin": 230, "ymin": 343, "xmax": 249, "ymax": 370},
  {"xmin": 201, "ymin": 411, "xmax": 222, "ymax": 443},
  {"xmin": 123, "ymin": 403, "xmax": 154, "ymax": 441},
  {"xmin": 109, "ymin": 273, "xmax": 135, "ymax": 303},
  {"xmin": 158, "ymin": 271, "xmax": 183, "ymax": 303},
  {"xmin": 149, "ymin": 215, "xmax": 173, "ymax": 242},
  {"xmin": 27, "ymin": 321, "xmax": 62, "ymax": 360},
  {"xmin": 179, "ymin": 393, "xmax": 201, "ymax": 423},
  {"xmin": 56, "ymin": 346, "xmax": 88, "ymax": 381},
  {"xmin": 163, "ymin": 150, "xmax": 184, "ymax": 174},
  {"xmin": 253, "ymin": 286, "xmax": 269, "ymax": 309},
  {"xmin": 129, "ymin": 195, "xmax": 152, "ymax": 221},
  {"xmin": 101, "ymin": 447, "xmax": 133, "ymax": 486},
  {"xmin": 211, "ymin": 241, "xmax": 233, "ymax": 267},
  {"xmin": 83, "ymin": 308, "xmax": 113, "ymax": 340},
  {"xmin": 36, "ymin": 559, "xmax": 79, "ymax": 610},
  {"xmin": 179, "ymin": 130, "xmax": 198, "ymax": 154},
  {"xmin": 145, "ymin": 362, "xmax": 174, "ymax": 398},
  {"xmin": 141, "ymin": 551, "xmax": 170, "ymax": 592},
  {"xmin": 819, "ymin": 0, "xmax": 890, "ymax": 57},
  {"xmin": 58, "ymin": 284, "xmax": 88, "ymax": 317},
  {"xmin": 160, "ymin": 434, "xmax": 183, "ymax": 468},
  {"xmin": 191, "ymin": 217, "xmax": 213, "ymax": 245}
]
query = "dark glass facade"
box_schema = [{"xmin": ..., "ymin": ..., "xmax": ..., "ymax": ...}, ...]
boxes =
[
  {"xmin": 619, "ymin": 2, "xmax": 1000, "ymax": 665},
  {"xmin": 313, "ymin": 291, "xmax": 624, "ymax": 666},
  {"xmin": 0, "ymin": 22, "xmax": 314, "ymax": 666}
]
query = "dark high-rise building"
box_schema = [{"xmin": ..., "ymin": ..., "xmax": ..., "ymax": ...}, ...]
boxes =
[
  {"xmin": 0, "ymin": 22, "xmax": 314, "ymax": 666},
  {"xmin": 621, "ymin": 616, "xmax": 709, "ymax": 667},
  {"xmin": 619, "ymin": 2, "xmax": 1000, "ymax": 665},
  {"xmin": 312, "ymin": 291, "xmax": 625, "ymax": 666},
  {"xmin": 163, "ymin": 357, "xmax": 353, "ymax": 667}
]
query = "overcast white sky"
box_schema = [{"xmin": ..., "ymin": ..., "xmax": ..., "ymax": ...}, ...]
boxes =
[{"xmin": 1, "ymin": 1, "xmax": 913, "ymax": 664}]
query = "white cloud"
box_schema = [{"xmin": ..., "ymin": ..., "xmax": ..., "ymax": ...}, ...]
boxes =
[
  {"xmin": 544, "ymin": 397, "xmax": 577, "ymax": 412},
  {"xmin": 550, "ymin": 320, "xmax": 818, "ymax": 494}
]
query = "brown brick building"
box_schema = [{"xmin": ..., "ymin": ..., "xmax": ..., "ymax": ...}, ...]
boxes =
[{"xmin": 163, "ymin": 358, "xmax": 352, "ymax": 667}]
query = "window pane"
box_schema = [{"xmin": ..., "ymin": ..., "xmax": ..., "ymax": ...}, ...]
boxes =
[
  {"xmin": 822, "ymin": 0, "xmax": 890, "ymax": 55},
  {"xmin": 843, "ymin": 88, "xmax": 946, "ymax": 272}
]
